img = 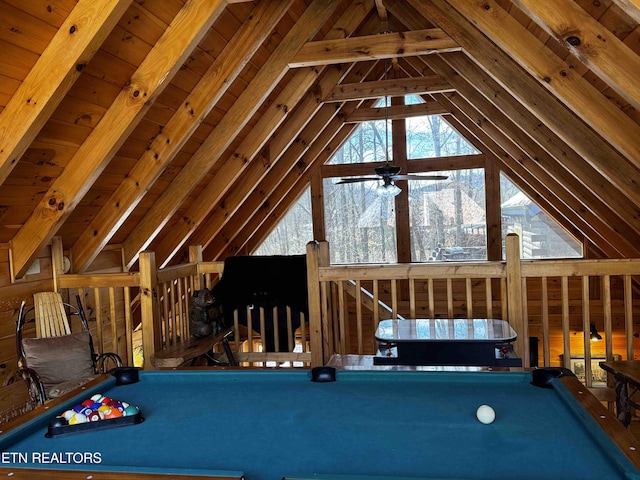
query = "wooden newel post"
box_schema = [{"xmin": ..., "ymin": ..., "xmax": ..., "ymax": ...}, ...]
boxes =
[
  {"xmin": 189, "ymin": 245, "xmax": 204, "ymax": 291},
  {"xmin": 139, "ymin": 251, "xmax": 161, "ymax": 370},
  {"xmin": 307, "ymin": 240, "xmax": 330, "ymax": 367},
  {"xmin": 506, "ymin": 233, "xmax": 528, "ymax": 365}
]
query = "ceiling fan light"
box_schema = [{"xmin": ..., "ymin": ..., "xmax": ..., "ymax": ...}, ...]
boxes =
[{"xmin": 377, "ymin": 182, "xmax": 401, "ymax": 197}]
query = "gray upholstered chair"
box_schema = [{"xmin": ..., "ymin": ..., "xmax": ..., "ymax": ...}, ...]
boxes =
[{"xmin": 16, "ymin": 292, "xmax": 122, "ymax": 404}]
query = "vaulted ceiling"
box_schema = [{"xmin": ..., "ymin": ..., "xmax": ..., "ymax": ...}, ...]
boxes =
[{"xmin": 1, "ymin": 0, "xmax": 640, "ymax": 279}]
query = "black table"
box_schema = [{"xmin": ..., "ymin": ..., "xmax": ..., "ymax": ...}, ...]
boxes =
[{"xmin": 374, "ymin": 318, "xmax": 521, "ymax": 367}]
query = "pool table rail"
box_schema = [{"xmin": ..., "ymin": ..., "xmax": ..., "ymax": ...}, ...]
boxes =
[
  {"xmin": 0, "ymin": 468, "xmax": 243, "ymax": 480},
  {"xmin": 559, "ymin": 375, "xmax": 640, "ymax": 472}
]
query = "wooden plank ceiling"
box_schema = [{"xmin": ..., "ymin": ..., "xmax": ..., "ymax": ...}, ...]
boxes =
[{"xmin": 1, "ymin": 0, "xmax": 640, "ymax": 279}]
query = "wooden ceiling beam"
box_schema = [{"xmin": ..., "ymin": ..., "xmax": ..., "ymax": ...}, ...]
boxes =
[
  {"xmin": 155, "ymin": 65, "xmax": 350, "ymax": 267},
  {"xmin": 289, "ymin": 28, "xmax": 459, "ymax": 67},
  {"xmin": 427, "ymin": 53, "xmax": 640, "ymax": 253},
  {"xmin": 190, "ymin": 101, "xmax": 345, "ymax": 261},
  {"xmin": 9, "ymin": 0, "xmax": 228, "ymax": 280},
  {"xmin": 324, "ymin": 75, "xmax": 454, "ymax": 102},
  {"xmin": 210, "ymin": 115, "xmax": 359, "ymax": 260},
  {"xmin": 609, "ymin": 0, "xmax": 640, "ymax": 25},
  {"xmin": 121, "ymin": 0, "xmax": 345, "ymax": 269},
  {"xmin": 430, "ymin": 53, "xmax": 640, "ymax": 240},
  {"xmin": 375, "ymin": 0, "xmax": 389, "ymax": 30},
  {"xmin": 437, "ymin": 93, "xmax": 631, "ymax": 257},
  {"xmin": 148, "ymin": 1, "xmax": 377, "ymax": 267},
  {"xmin": 152, "ymin": 67, "xmax": 327, "ymax": 266},
  {"xmin": 321, "ymin": 154, "xmax": 484, "ymax": 179},
  {"xmin": 513, "ymin": 0, "xmax": 640, "ymax": 113},
  {"xmin": 0, "ymin": 0, "xmax": 132, "ymax": 186},
  {"xmin": 400, "ymin": 0, "xmax": 640, "ymax": 228},
  {"xmin": 345, "ymin": 101, "xmax": 449, "ymax": 122},
  {"xmin": 387, "ymin": 3, "xmax": 638, "ymax": 256},
  {"xmin": 166, "ymin": 58, "xmax": 380, "ymax": 263},
  {"xmin": 441, "ymin": 0, "xmax": 640, "ymax": 166},
  {"xmin": 69, "ymin": 0, "xmax": 295, "ymax": 273}
]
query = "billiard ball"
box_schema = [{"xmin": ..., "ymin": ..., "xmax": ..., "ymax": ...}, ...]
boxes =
[
  {"xmin": 87, "ymin": 412, "xmax": 102, "ymax": 422},
  {"xmin": 123, "ymin": 405, "xmax": 139, "ymax": 416},
  {"xmin": 476, "ymin": 404, "xmax": 496, "ymax": 424},
  {"xmin": 69, "ymin": 413, "xmax": 88, "ymax": 425}
]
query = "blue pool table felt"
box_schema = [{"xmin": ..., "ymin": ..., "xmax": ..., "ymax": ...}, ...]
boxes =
[{"xmin": 2, "ymin": 369, "xmax": 639, "ymax": 480}]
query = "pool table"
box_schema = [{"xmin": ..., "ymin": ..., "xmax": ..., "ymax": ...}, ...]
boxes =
[{"xmin": 1, "ymin": 367, "xmax": 640, "ymax": 480}]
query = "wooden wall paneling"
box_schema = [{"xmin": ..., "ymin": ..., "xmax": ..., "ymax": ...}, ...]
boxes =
[
  {"xmin": 0, "ymin": 2, "xmax": 59, "ymax": 52},
  {"xmin": 121, "ymin": 0, "xmax": 343, "ymax": 270},
  {"xmin": 0, "ymin": 39, "xmax": 39, "ymax": 80},
  {"xmin": 69, "ymin": 0, "xmax": 294, "ymax": 273},
  {"xmin": 2, "ymin": 0, "xmax": 76, "ymax": 28},
  {"xmin": 0, "ymin": 381, "xmax": 31, "ymax": 422},
  {"xmin": 609, "ymin": 0, "xmax": 640, "ymax": 24},
  {"xmin": 0, "ymin": 0, "xmax": 133, "ymax": 185},
  {"xmin": 9, "ymin": 0, "xmax": 228, "ymax": 279}
]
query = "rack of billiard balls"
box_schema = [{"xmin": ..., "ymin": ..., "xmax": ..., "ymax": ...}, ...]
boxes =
[{"xmin": 46, "ymin": 394, "xmax": 143, "ymax": 438}]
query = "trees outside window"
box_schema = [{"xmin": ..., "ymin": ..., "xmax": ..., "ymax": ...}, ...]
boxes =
[
  {"xmin": 500, "ymin": 175, "xmax": 582, "ymax": 259},
  {"xmin": 254, "ymin": 188, "xmax": 312, "ymax": 256}
]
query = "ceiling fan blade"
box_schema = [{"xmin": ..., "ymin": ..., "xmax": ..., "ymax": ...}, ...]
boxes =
[
  {"xmin": 392, "ymin": 174, "xmax": 449, "ymax": 181},
  {"xmin": 336, "ymin": 177, "xmax": 380, "ymax": 184}
]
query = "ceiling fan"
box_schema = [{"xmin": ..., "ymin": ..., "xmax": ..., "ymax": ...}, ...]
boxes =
[
  {"xmin": 337, "ymin": 163, "xmax": 448, "ymax": 197},
  {"xmin": 336, "ymin": 54, "xmax": 447, "ymax": 197}
]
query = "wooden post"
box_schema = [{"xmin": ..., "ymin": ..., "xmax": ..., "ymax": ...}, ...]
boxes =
[
  {"xmin": 307, "ymin": 241, "xmax": 331, "ymax": 366},
  {"xmin": 139, "ymin": 251, "xmax": 160, "ymax": 370},
  {"xmin": 51, "ymin": 236, "xmax": 65, "ymax": 293},
  {"xmin": 506, "ymin": 233, "xmax": 528, "ymax": 365},
  {"xmin": 310, "ymin": 171, "xmax": 326, "ymax": 242},
  {"xmin": 190, "ymin": 245, "xmax": 204, "ymax": 291}
]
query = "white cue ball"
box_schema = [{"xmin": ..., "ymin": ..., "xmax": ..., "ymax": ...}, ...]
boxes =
[{"xmin": 476, "ymin": 404, "xmax": 496, "ymax": 424}]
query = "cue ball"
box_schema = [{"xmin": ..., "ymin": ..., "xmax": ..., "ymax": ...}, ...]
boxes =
[{"xmin": 476, "ymin": 404, "xmax": 496, "ymax": 424}]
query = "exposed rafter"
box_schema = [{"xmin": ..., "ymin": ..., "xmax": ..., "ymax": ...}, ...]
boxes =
[
  {"xmin": 324, "ymin": 75, "xmax": 453, "ymax": 102},
  {"xmin": 345, "ymin": 100, "xmax": 448, "ymax": 122},
  {"xmin": 121, "ymin": 0, "xmax": 344, "ymax": 269},
  {"xmin": 2, "ymin": 0, "xmax": 640, "ymax": 282},
  {"xmin": 0, "ymin": 0, "xmax": 132, "ymax": 186},
  {"xmin": 9, "ymin": 0, "xmax": 229, "ymax": 279},
  {"xmin": 69, "ymin": 0, "xmax": 295, "ymax": 273},
  {"xmin": 289, "ymin": 28, "xmax": 459, "ymax": 67}
]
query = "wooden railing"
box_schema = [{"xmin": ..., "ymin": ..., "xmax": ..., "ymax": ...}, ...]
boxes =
[
  {"xmin": 306, "ymin": 234, "xmax": 640, "ymax": 387},
  {"xmin": 44, "ymin": 234, "xmax": 640, "ymax": 382}
]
